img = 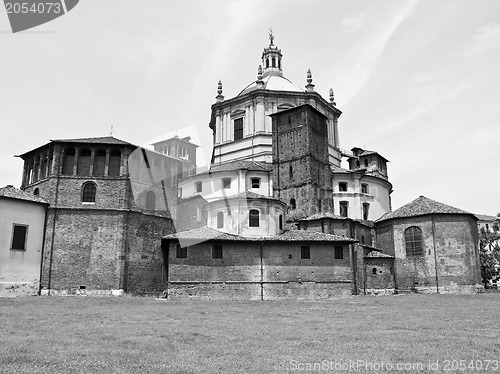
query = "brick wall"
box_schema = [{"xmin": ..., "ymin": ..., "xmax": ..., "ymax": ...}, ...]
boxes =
[
  {"xmin": 375, "ymin": 214, "xmax": 481, "ymax": 293},
  {"xmin": 272, "ymin": 105, "xmax": 334, "ymax": 218},
  {"xmin": 164, "ymin": 239, "xmax": 353, "ymax": 300}
]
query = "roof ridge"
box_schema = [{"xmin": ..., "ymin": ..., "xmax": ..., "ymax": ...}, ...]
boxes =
[{"xmin": 376, "ymin": 195, "xmax": 473, "ymax": 222}]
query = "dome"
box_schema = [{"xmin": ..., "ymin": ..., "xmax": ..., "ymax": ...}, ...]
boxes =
[{"xmin": 238, "ymin": 74, "xmax": 303, "ymax": 96}]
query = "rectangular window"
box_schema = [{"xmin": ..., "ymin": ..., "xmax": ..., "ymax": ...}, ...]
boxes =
[
  {"xmin": 180, "ymin": 148, "xmax": 189, "ymax": 160},
  {"xmin": 217, "ymin": 212, "xmax": 224, "ymax": 228},
  {"xmin": 176, "ymin": 244, "xmax": 187, "ymax": 258},
  {"xmin": 11, "ymin": 224, "xmax": 28, "ymax": 251},
  {"xmin": 249, "ymin": 210, "xmax": 260, "ymax": 227},
  {"xmin": 362, "ymin": 203, "xmax": 370, "ymax": 220},
  {"xmin": 195, "ymin": 181, "xmax": 202, "ymax": 193},
  {"xmin": 361, "ymin": 183, "xmax": 368, "ymax": 194},
  {"xmin": 234, "ymin": 118, "xmax": 243, "ymax": 140},
  {"xmin": 212, "ymin": 244, "xmax": 223, "ymax": 259},
  {"xmin": 222, "ymin": 178, "xmax": 231, "ymax": 189},
  {"xmin": 301, "ymin": 246, "xmax": 310, "ymax": 259},
  {"xmin": 339, "ymin": 182, "xmax": 347, "ymax": 192},
  {"xmin": 251, "ymin": 178, "xmax": 260, "ymax": 189},
  {"xmin": 339, "ymin": 201, "xmax": 349, "ymax": 218},
  {"xmin": 334, "ymin": 246, "xmax": 344, "ymax": 259},
  {"xmin": 196, "ymin": 206, "xmax": 202, "ymax": 223}
]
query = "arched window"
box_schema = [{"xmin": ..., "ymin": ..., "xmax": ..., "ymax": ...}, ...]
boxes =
[
  {"xmin": 289, "ymin": 165, "xmax": 293, "ymax": 179},
  {"xmin": 217, "ymin": 212, "xmax": 224, "ymax": 229},
  {"xmin": 278, "ymin": 58, "xmax": 281, "ymax": 69},
  {"xmin": 272, "ymin": 57, "xmax": 276, "ymax": 67},
  {"xmin": 372, "ymin": 267, "xmax": 377, "ymax": 275},
  {"xmin": 33, "ymin": 155, "xmax": 40, "ymax": 182},
  {"xmin": 82, "ymin": 182, "xmax": 97, "ymax": 203},
  {"xmin": 279, "ymin": 214, "xmax": 283, "ymax": 230},
  {"xmin": 34, "ymin": 188, "xmax": 40, "ymax": 196},
  {"xmin": 62, "ymin": 148, "xmax": 75, "ymax": 175},
  {"xmin": 40, "ymin": 154, "xmax": 47, "ymax": 180},
  {"xmin": 249, "ymin": 209, "xmax": 260, "ymax": 227},
  {"xmin": 93, "ymin": 149, "xmax": 106, "ymax": 176},
  {"xmin": 27, "ymin": 159, "xmax": 34, "ymax": 185},
  {"xmin": 108, "ymin": 149, "xmax": 121, "ymax": 176},
  {"xmin": 405, "ymin": 226, "xmax": 423, "ymax": 257},
  {"xmin": 47, "ymin": 150, "xmax": 53, "ymax": 177},
  {"xmin": 266, "ymin": 58, "xmax": 269, "ymax": 68},
  {"xmin": 77, "ymin": 148, "xmax": 92, "ymax": 176},
  {"xmin": 146, "ymin": 191, "xmax": 155, "ymax": 210},
  {"xmin": 290, "ymin": 198, "xmax": 296, "ymax": 210}
]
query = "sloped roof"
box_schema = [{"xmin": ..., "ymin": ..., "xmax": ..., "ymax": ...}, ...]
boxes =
[
  {"xmin": 364, "ymin": 251, "xmax": 395, "ymax": 259},
  {"xmin": 476, "ymin": 214, "xmax": 497, "ymax": 221},
  {"xmin": 50, "ymin": 136, "xmax": 133, "ymax": 146},
  {"xmin": 351, "ymin": 148, "xmax": 390, "ymax": 162},
  {"xmin": 163, "ymin": 226, "xmax": 356, "ymax": 243},
  {"xmin": 376, "ymin": 196, "xmax": 474, "ymax": 223},
  {"xmin": 331, "ymin": 165, "xmax": 353, "ymax": 174},
  {"xmin": 17, "ymin": 136, "xmax": 138, "ymax": 158},
  {"xmin": 359, "ymin": 150, "xmax": 389, "ymax": 162},
  {"xmin": 210, "ymin": 160, "xmax": 273, "ymax": 172},
  {"xmin": 0, "ymin": 185, "xmax": 48, "ymax": 205},
  {"xmin": 298, "ymin": 212, "xmax": 349, "ymax": 221}
]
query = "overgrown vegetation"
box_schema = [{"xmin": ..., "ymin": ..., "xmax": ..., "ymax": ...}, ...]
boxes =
[
  {"xmin": 479, "ymin": 215, "xmax": 500, "ymax": 287},
  {"xmin": 1, "ymin": 294, "xmax": 499, "ymax": 373}
]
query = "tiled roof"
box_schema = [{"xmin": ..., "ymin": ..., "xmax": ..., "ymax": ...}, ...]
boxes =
[
  {"xmin": 50, "ymin": 136, "xmax": 134, "ymax": 146},
  {"xmin": 17, "ymin": 136, "xmax": 139, "ymax": 158},
  {"xmin": 351, "ymin": 148, "xmax": 390, "ymax": 162},
  {"xmin": 360, "ymin": 150, "xmax": 389, "ymax": 160},
  {"xmin": 475, "ymin": 214, "xmax": 497, "ymax": 221},
  {"xmin": 298, "ymin": 212, "xmax": 349, "ymax": 221},
  {"xmin": 331, "ymin": 165, "xmax": 352, "ymax": 174},
  {"xmin": 210, "ymin": 160, "xmax": 273, "ymax": 172},
  {"xmin": 0, "ymin": 185, "xmax": 48, "ymax": 205},
  {"xmin": 376, "ymin": 196, "xmax": 474, "ymax": 222},
  {"xmin": 163, "ymin": 226, "xmax": 356, "ymax": 243},
  {"xmin": 364, "ymin": 251, "xmax": 395, "ymax": 259}
]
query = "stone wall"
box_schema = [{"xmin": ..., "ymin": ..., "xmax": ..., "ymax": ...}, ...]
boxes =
[
  {"xmin": 164, "ymin": 240, "xmax": 353, "ymax": 300},
  {"xmin": 375, "ymin": 214, "xmax": 481, "ymax": 292},
  {"xmin": 363, "ymin": 258, "xmax": 395, "ymax": 291},
  {"xmin": 272, "ymin": 105, "xmax": 334, "ymax": 217},
  {"xmin": 41, "ymin": 208, "xmax": 172, "ymax": 295}
]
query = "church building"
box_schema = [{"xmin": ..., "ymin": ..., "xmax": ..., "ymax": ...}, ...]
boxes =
[{"xmin": 12, "ymin": 33, "xmax": 482, "ymax": 298}]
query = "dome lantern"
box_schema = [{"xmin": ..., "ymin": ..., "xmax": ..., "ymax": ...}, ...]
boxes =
[{"xmin": 261, "ymin": 29, "xmax": 283, "ymax": 78}]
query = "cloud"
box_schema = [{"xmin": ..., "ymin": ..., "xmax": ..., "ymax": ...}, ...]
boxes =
[
  {"xmin": 463, "ymin": 23, "xmax": 500, "ymax": 57},
  {"xmin": 334, "ymin": 0, "xmax": 420, "ymax": 106},
  {"xmin": 341, "ymin": 14, "xmax": 365, "ymax": 29}
]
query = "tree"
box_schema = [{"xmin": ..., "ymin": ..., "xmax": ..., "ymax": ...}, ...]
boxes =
[{"xmin": 479, "ymin": 226, "xmax": 500, "ymax": 287}]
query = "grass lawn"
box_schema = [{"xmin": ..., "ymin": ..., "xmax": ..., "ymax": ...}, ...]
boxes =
[{"xmin": 1, "ymin": 293, "xmax": 499, "ymax": 373}]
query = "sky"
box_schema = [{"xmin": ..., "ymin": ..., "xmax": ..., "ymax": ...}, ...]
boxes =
[{"xmin": 0, "ymin": 0, "xmax": 499, "ymax": 216}]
